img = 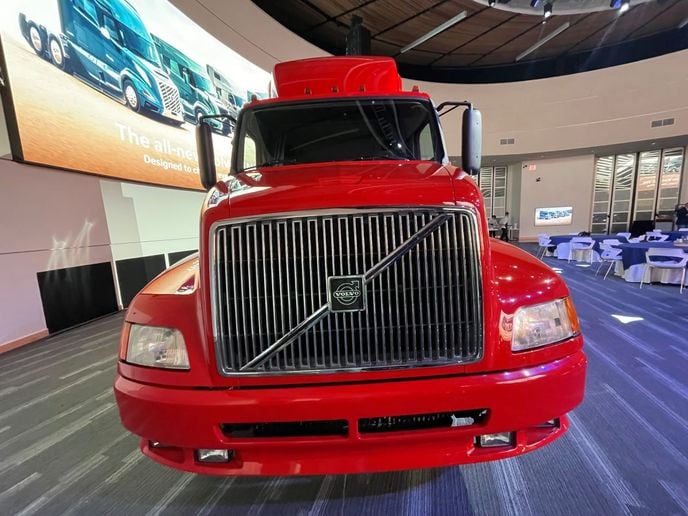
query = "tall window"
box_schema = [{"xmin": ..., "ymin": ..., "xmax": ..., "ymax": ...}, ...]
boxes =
[
  {"xmin": 592, "ymin": 147, "xmax": 684, "ymax": 233},
  {"xmin": 479, "ymin": 166, "xmax": 507, "ymax": 218}
]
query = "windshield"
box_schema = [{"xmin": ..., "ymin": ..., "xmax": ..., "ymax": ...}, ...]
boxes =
[
  {"xmin": 119, "ymin": 25, "xmax": 159, "ymax": 64},
  {"xmin": 191, "ymin": 71, "xmax": 213, "ymax": 92},
  {"xmin": 236, "ymin": 98, "xmax": 442, "ymax": 172}
]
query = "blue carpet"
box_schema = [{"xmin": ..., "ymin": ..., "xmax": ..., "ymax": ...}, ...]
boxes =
[{"xmin": 0, "ymin": 243, "xmax": 686, "ymax": 515}]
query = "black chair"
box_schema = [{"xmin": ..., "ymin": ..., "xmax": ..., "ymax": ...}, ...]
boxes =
[{"xmin": 629, "ymin": 220, "xmax": 654, "ymax": 238}]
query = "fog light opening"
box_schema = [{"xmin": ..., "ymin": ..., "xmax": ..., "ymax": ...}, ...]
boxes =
[
  {"xmin": 477, "ymin": 432, "xmax": 515, "ymax": 448},
  {"xmin": 149, "ymin": 441, "xmax": 174, "ymax": 449},
  {"xmin": 536, "ymin": 418, "xmax": 560, "ymax": 429},
  {"xmin": 196, "ymin": 449, "xmax": 234, "ymax": 463}
]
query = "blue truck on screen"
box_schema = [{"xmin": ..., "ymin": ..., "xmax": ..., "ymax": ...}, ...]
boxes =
[
  {"xmin": 152, "ymin": 35, "xmax": 232, "ymax": 136},
  {"xmin": 19, "ymin": 0, "xmax": 184, "ymax": 123}
]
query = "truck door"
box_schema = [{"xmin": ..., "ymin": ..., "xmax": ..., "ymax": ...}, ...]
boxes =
[
  {"xmin": 69, "ymin": 0, "xmax": 105, "ymax": 89},
  {"xmin": 98, "ymin": 11, "xmax": 126, "ymax": 97},
  {"xmin": 174, "ymin": 63, "xmax": 196, "ymax": 119}
]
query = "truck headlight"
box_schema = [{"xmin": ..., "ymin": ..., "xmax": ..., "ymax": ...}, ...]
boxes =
[
  {"xmin": 511, "ymin": 298, "xmax": 580, "ymax": 352},
  {"xmin": 126, "ymin": 324, "xmax": 190, "ymax": 370}
]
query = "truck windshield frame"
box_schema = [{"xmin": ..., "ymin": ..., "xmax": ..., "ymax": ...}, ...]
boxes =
[
  {"xmin": 118, "ymin": 24, "xmax": 159, "ymax": 64},
  {"xmin": 233, "ymin": 97, "xmax": 445, "ymax": 173}
]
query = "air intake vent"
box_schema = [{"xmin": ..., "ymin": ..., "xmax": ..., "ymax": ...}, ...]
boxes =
[
  {"xmin": 499, "ymin": 138, "xmax": 515, "ymax": 145},
  {"xmin": 651, "ymin": 118, "xmax": 675, "ymax": 128}
]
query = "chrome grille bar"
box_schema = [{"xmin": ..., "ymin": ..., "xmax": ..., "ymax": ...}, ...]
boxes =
[{"xmin": 211, "ymin": 208, "xmax": 483, "ymax": 375}]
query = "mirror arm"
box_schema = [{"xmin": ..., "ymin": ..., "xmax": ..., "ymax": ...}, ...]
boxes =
[
  {"xmin": 436, "ymin": 100, "xmax": 473, "ymax": 117},
  {"xmin": 198, "ymin": 113, "xmax": 237, "ymax": 125}
]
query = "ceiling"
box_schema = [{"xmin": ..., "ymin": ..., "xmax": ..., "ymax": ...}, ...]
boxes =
[{"xmin": 252, "ymin": 0, "xmax": 688, "ymax": 82}]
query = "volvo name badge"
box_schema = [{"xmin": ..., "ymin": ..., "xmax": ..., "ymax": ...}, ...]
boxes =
[{"xmin": 328, "ymin": 276, "xmax": 366, "ymax": 312}]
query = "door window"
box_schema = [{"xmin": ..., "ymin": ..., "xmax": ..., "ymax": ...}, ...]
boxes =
[
  {"xmin": 591, "ymin": 156, "xmax": 614, "ymax": 233},
  {"xmin": 243, "ymin": 135, "xmax": 256, "ymax": 170},
  {"xmin": 75, "ymin": 0, "xmax": 98, "ymax": 23},
  {"xmin": 101, "ymin": 15, "xmax": 121, "ymax": 45},
  {"xmin": 419, "ymin": 125, "xmax": 434, "ymax": 160}
]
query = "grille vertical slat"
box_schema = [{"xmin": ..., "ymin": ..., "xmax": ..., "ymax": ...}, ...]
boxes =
[
  {"xmin": 156, "ymin": 80, "xmax": 183, "ymax": 116},
  {"xmin": 212, "ymin": 208, "xmax": 483, "ymax": 374}
]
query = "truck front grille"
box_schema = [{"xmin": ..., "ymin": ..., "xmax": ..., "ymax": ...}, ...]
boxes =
[
  {"xmin": 157, "ymin": 80, "xmax": 182, "ymax": 115},
  {"xmin": 211, "ymin": 208, "xmax": 483, "ymax": 375}
]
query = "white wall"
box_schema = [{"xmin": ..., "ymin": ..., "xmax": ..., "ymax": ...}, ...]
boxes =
[
  {"xmin": 100, "ymin": 180, "xmax": 203, "ymax": 263},
  {"xmin": 0, "ymin": 160, "xmax": 112, "ymax": 347},
  {"xmin": 0, "ymin": 158, "xmax": 205, "ymax": 348},
  {"xmin": 518, "ymin": 155, "xmax": 596, "ymax": 241}
]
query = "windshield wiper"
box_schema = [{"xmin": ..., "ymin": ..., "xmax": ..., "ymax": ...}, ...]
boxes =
[{"xmin": 241, "ymin": 159, "xmax": 296, "ymax": 172}]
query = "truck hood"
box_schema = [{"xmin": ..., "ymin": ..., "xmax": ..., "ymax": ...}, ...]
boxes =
[{"xmin": 223, "ymin": 161, "xmax": 457, "ymax": 218}]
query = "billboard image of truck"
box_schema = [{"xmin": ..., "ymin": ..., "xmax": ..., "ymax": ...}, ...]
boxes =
[
  {"xmin": 535, "ymin": 206, "xmax": 573, "ymax": 226},
  {"xmin": 0, "ymin": 0, "xmax": 269, "ymax": 189},
  {"xmin": 153, "ymin": 35, "xmax": 231, "ymax": 136},
  {"xmin": 19, "ymin": 0, "xmax": 184, "ymax": 123},
  {"xmin": 206, "ymin": 64, "xmax": 244, "ymax": 121}
]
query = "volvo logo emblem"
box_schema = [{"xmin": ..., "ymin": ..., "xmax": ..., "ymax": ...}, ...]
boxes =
[{"xmin": 328, "ymin": 276, "xmax": 366, "ymax": 312}]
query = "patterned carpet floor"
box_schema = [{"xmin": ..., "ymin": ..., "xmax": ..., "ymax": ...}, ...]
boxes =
[{"xmin": 0, "ymin": 243, "xmax": 686, "ymax": 515}]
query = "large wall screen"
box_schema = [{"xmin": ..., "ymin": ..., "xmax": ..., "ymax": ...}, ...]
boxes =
[
  {"xmin": 535, "ymin": 206, "xmax": 573, "ymax": 227},
  {"xmin": 0, "ymin": 0, "xmax": 269, "ymax": 189}
]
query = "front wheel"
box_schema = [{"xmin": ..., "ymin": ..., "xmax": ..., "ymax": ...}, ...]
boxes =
[
  {"xmin": 48, "ymin": 37, "xmax": 67, "ymax": 71},
  {"xmin": 123, "ymin": 80, "xmax": 141, "ymax": 112}
]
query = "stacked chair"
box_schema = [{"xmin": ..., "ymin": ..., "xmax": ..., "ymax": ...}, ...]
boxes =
[
  {"xmin": 568, "ymin": 236, "xmax": 595, "ymax": 263},
  {"xmin": 537, "ymin": 233, "xmax": 552, "ymax": 259},
  {"xmin": 595, "ymin": 239, "xmax": 623, "ymax": 279}
]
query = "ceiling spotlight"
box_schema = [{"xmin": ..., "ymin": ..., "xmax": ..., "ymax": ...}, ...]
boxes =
[
  {"xmin": 488, "ymin": 0, "xmax": 496, "ymax": 6},
  {"xmin": 619, "ymin": 0, "xmax": 630, "ymax": 13},
  {"xmin": 543, "ymin": 2, "xmax": 553, "ymax": 18}
]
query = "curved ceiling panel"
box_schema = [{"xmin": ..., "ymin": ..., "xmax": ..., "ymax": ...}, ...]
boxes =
[{"xmin": 251, "ymin": 0, "xmax": 688, "ymax": 82}]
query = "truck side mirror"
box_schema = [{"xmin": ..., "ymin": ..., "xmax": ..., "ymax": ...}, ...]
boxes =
[
  {"xmin": 462, "ymin": 108, "xmax": 482, "ymax": 175},
  {"xmin": 196, "ymin": 122, "xmax": 217, "ymax": 191}
]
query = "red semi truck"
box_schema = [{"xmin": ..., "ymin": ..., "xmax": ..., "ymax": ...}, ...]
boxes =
[{"xmin": 114, "ymin": 56, "xmax": 586, "ymax": 476}]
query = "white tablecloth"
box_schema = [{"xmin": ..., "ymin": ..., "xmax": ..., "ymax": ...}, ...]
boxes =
[
  {"xmin": 554, "ymin": 243, "xmax": 601, "ymax": 262},
  {"xmin": 614, "ymin": 262, "xmax": 685, "ymax": 284}
]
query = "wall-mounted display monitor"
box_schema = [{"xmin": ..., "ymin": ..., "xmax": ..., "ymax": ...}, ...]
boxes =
[
  {"xmin": 0, "ymin": 0, "xmax": 269, "ymax": 189},
  {"xmin": 535, "ymin": 206, "xmax": 573, "ymax": 226}
]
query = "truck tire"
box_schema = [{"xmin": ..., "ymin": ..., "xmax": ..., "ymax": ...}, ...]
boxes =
[
  {"xmin": 28, "ymin": 24, "xmax": 44, "ymax": 56},
  {"xmin": 48, "ymin": 37, "xmax": 67, "ymax": 71},
  {"xmin": 123, "ymin": 80, "xmax": 141, "ymax": 113}
]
